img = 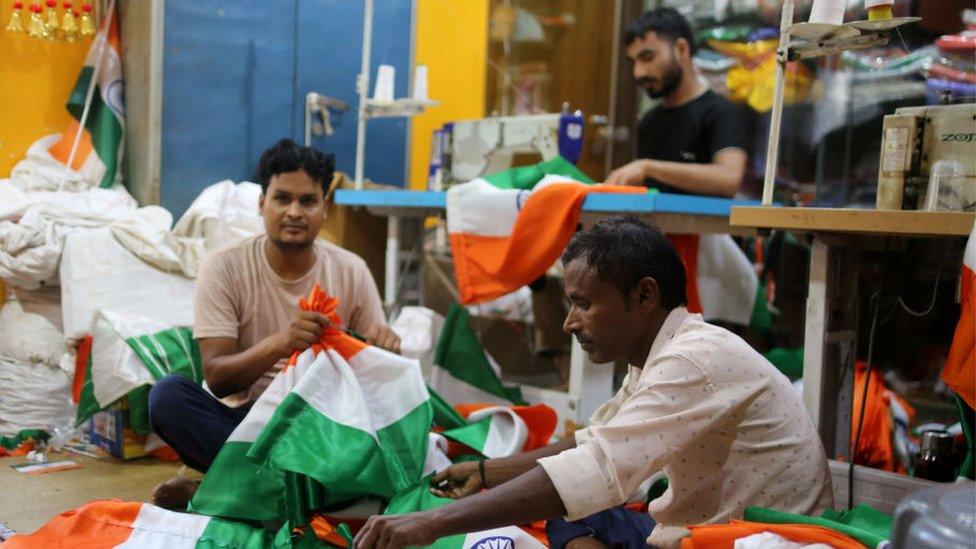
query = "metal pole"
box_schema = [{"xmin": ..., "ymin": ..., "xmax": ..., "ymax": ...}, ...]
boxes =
[
  {"xmin": 604, "ymin": 0, "xmax": 623, "ymax": 176},
  {"xmin": 384, "ymin": 215, "xmax": 400, "ymax": 309},
  {"xmin": 354, "ymin": 0, "xmax": 374, "ymax": 190},
  {"xmin": 761, "ymin": 0, "xmax": 793, "ymax": 206}
]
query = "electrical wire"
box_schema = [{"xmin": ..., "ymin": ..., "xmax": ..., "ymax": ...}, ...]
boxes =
[
  {"xmin": 848, "ymin": 291, "xmax": 881, "ymax": 510},
  {"xmin": 847, "ymin": 258, "xmax": 944, "ymax": 508},
  {"xmin": 897, "ymin": 274, "xmax": 941, "ymax": 317}
]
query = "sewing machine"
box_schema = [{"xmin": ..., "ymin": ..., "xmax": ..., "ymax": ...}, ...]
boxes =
[
  {"xmin": 876, "ymin": 103, "xmax": 976, "ymax": 212},
  {"xmin": 429, "ymin": 105, "xmax": 584, "ymax": 187}
]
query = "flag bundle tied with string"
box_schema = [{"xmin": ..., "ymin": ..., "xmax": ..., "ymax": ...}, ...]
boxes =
[
  {"xmin": 47, "ymin": 0, "xmax": 124, "ymax": 189},
  {"xmin": 192, "ymin": 285, "xmax": 433, "ymax": 523}
]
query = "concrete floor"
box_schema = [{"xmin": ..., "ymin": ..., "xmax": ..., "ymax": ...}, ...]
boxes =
[{"xmin": 0, "ymin": 454, "xmax": 183, "ymax": 534}]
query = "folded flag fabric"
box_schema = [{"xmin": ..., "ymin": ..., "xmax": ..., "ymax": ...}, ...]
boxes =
[
  {"xmin": 74, "ymin": 311, "xmax": 202, "ymax": 435},
  {"xmin": 679, "ymin": 519, "xmax": 864, "ymax": 549},
  {"xmin": 943, "ymin": 222, "xmax": 975, "ymax": 409},
  {"xmin": 447, "ymin": 172, "xmax": 644, "ymax": 305},
  {"xmin": 46, "ymin": 7, "xmax": 125, "ymax": 189},
  {"xmin": 385, "ymin": 481, "xmax": 548, "ymax": 549},
  {"xmin": 744, "ymin": 504, "xmax": 892, "ymax": 549},
  {"xmin": 431, "ymin": 304, "xmax": 527, "ymax": 406},
  {"xmin": 192, "ymin": 286, "xmax": 432, "ymax": 522},
  {"xmin": 0, "ymin": 500, "xmax": 326, "ymax": 548},
  {"xmin": 0, "ymin": 429, "xmax": 49, "ymax": 457},
  {"xmin": 444, "ymin": 403, "xmax": 557, "ymax": 457}
]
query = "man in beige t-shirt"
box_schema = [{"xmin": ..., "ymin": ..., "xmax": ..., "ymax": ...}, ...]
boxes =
[
  {"xmin": 353, "ymin": 216, "xmax": 831, "ymax": 549},
  {"xmin": 147, "ymin": 139, "xmax": 399, "ymax": 492}
]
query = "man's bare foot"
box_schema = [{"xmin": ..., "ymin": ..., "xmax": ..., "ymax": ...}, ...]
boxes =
[{"xmin": 151, "ymin": 476, "xmax": 200, "ymax": 511}]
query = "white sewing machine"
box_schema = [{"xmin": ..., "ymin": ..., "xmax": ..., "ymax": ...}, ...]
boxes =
[
  {"xmin": 429, "ymin": 106, "xmax": 584, "ymax": 188},
  {"xmin": 876, "ymin": 103, "xmax": 976, "ymax": 211}
]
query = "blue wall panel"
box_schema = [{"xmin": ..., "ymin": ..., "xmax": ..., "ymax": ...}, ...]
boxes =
[
  {"xmin": 295, "ymin": 0, "xmax": 412, "ymax": 189},
  {"xmin": 161, "ymin": 0, "xmax": 412, "ymax": 218}
]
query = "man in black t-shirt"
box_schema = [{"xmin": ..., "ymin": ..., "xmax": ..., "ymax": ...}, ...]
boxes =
[{"xmin": 606, "ymin": 8, "xmax": 748, "ymax": 198}]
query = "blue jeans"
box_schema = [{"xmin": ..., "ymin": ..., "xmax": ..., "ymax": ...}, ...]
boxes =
[
  {"xmin": 546, "ymin": 506, "xmax": 656, "ymax": 549},
  {"xmin": 147, "ymin": 374, "xmax": 251, "ymax": 472}
]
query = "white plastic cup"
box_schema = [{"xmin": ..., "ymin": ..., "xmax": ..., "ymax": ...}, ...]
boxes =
[
  {"xmin": 413, "ymin": 64, "xmax": 429, "ymax": 101},
  {"xmin": 374, "ymin": 65, "xmax": 396, "ymax": 102},
  {"xmin": 809, "ymin": 0, "xmax": 846, "ymax": 25},
  {"xmin": 925, "ymin": 160, "xmax": 964, "ymax": 211}
]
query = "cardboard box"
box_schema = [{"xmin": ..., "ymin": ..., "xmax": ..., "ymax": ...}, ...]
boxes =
[{"xmin": 88, "ymin": 399, "xmax": 147, "ymax": 460}]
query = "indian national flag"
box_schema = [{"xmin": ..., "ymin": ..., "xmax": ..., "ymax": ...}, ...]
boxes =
[
  {"xmin": 74, "ymin": 311, "xmax": 202, "ymax": 435},
  {"xmin": 192, "ymin": 287, "xmax": 433, "ymax": 521},
  {"xmin": 0, "ymin": 500, "xmax": 325, "ymax": 548},
  {"xmin": 47, "ymin": 6, "xmax": 125, "ymax": 189},
  {"xmin": 430, "ymin": 304, "xmax": 527, "ymax": 406},
  {"xmin": 446, "ymin": 160, "xmax": 767, "ymax": 328},
  {"xmin": 385, "ymin": 482, "xmax": 547, "ymax": 549},
  {"xmin": 447, "ymin": 174, "xmax": 643, "ymax": 305},
  {"xmin": 943, "ymin": 223, "xmax": 976, "ymax": 409}
]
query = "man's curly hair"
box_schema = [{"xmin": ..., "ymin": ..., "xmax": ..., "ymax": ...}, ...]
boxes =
[{"xmin": 256, "ymin": 138, "xmax": 336, "ymax": 195}]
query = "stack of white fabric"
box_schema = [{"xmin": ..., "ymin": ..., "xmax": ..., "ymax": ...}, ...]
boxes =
[
  {"xmin": 0, "ymin": 298, "xmax": 74, "ymax": 435},
  {"xmin": 0, "ymin": 135, "xmax": 137, "ymax": 290},
  {"xmin": 0, "ymin": 134, "xmax": 265, "ymax": 435}
]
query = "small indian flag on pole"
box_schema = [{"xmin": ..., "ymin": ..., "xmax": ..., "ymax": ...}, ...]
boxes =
[{"xmin": 47, "ymin": 0, "xmax": 124, "ymax": 189}]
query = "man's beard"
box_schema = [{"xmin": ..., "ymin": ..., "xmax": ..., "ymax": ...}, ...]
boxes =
[
  {"xmin": 269, "ymin": 234, "xmax": 315, "ymax": 251},
  {"xmin": 637, "ymin": 47, "xmax": 684, "ymax": 100},
  {"xmin": 642, "ymin": 61, "xmax": 683, "ymax": 100}
]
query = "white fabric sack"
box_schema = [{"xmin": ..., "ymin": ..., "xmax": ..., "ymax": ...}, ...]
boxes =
[
  {"xmin": 391, "ymin": 306, "xmax": 445, "ymax": 380},
  {"xmin": 60, "ymin": 226, "xmax": 195, "ymax": 340},
  {"xmin": 0, "ymin": 187, "xmax": 136, "ymax": 290},
  {"xmin": 0, "ymin": 355, "xmax": 74, "ymax": 435},
  {"xmin": 111, "ymin": 206, "xmax": 205, "ymax": 278},
  {"xmin": 173, "ymin": 180, "xmax": 263, "ymax": 251},
  {"xmin": 8, "ymin": 284, "xmax": 63, "ymax": 332},
  {"xmin": 0, "ymin": 299, "xmax": 65, "ymax": 366},
  {"xmin": 0, "ymin": 208, "xmax": 61, "ymax": 288},
  {"xmin": 7, "ymin": 134, "xmax": 97, "ymax": 193}
]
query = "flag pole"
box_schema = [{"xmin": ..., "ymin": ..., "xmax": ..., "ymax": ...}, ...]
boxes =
[{"xmin": 58, "ymin": 0, "xmax": 117, "ymax": 191}]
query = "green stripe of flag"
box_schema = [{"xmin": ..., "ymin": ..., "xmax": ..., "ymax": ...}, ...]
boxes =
[
  {"xmin": 482, "ymin": 155, "xmax": 593, "ymax": 190},
  {"xmin": 247, "ymin": 393, "xmax": 432, "ymax": 503},
  {"xmin": 434, "ymin": 305, "xmax": 526, "ymax": 406},
  {"xmin": 189, "ymin": 440, "xmax": 287, "ymax": 522},
  {"xmin": 66, "ymin": 65, "xmax": 123, "ymax": 188}
]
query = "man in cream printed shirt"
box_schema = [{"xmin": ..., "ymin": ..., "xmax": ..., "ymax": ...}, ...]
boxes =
[{"xmin": 355, "ymin": 216, "xmax": 832, "ymax": 549}]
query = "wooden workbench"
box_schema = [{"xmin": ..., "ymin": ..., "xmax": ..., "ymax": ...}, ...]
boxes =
[
  {"xmin": 731, "ymin": 206, "xmax": 975, "ymax": 237},
  {"xmin": 732, "ymin": 205, "xmax": 975, "ymax": 457}
]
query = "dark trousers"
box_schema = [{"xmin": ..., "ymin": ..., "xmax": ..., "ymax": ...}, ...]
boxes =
[
  {"xmin": 546, "ymin": 506, "xmax": 656, "ymax": 549},
  {"xmin": 147, "ymin": 374, "xmax": 251, "ymax": 472}
]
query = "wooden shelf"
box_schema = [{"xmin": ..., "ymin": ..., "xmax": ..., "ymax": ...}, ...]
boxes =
[{"xmin": 731, "ymin": 206, "xmax": 975, "ymax": 237}]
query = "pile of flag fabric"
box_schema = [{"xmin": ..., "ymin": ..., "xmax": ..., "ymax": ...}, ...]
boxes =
[
  {"xmin": 6, "ymin": 286, "xmax": 555, "ymax": 548},
  {"xmin": 681, "ymin": 504, "xmax": 893, "ymax": 548}
]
